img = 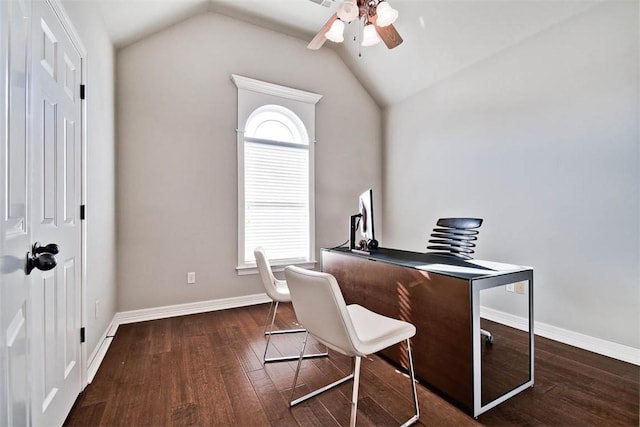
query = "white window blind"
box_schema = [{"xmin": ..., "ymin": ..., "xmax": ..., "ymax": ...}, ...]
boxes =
[{"xmin": 244, "ymin": 138, "xmax": 309, "ymax": 264}]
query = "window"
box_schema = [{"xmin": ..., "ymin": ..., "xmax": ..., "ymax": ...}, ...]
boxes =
[
  {"xmin": 244, "ymin": 106, "xmax": 309, "ymax": 263},
  {"xmin": 232, "ymin": 75, "xmax": 322, "ymax": 273}
]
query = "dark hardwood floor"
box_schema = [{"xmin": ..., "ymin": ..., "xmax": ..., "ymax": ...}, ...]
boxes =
[{"xmin": 65, "ymin": 304, "xmax": 639, "ymax": 426}]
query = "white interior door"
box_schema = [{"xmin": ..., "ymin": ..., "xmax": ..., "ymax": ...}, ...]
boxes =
[
  {"xmin": 1, "ymin": 0, "xmax": 32, "ymax": 425},
  {"xmin": 28, "ymin": 0, "xmax": 83, "ymax": 425}
]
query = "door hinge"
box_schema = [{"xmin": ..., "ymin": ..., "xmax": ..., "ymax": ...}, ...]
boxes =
[
  {"xmin": 80, "ymin": 84, "xmax": 86, "ymax": 100},
  {"xmin": 80, "ymin": 327, "xmax": 86, "ymax": 343},
  {"xmin": 80, "ymin": 204, "xmax": 85, "ymax": 220}
]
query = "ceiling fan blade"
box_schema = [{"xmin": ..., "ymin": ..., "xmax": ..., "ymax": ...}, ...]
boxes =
[
  {"xmin": 307, "ymin": 13, "xmax": 338, "ymax": 50},
  {"xmin": 371, "ymin": 15, "xmax": 403, "ymax": 49}
]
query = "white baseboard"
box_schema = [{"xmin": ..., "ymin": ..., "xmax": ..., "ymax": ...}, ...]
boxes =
[
  {"xmin": 86, "ymin": 317, "xmax": 116, "ymax": 384},
  {"xmin": 113, "ymin": 293, "xmax": 270, "ymax": 327},
  {"xmin": 86, "ymin": 293, "xmax": 271, "ymax": 382},
  {"xmin": 480, "ymin": 306, "xmax": 640, "ymax": 366}
]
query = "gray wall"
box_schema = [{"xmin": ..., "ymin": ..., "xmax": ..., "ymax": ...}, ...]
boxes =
[
  {"xmin": 116, "ymin": 13, "xmax": 381, "ymax": 311},
  {"xmin": 382, "ymin": 1, "xmax": 639, "ymax": 349},
  {"xmin": 61, "ymin": 1, "xmax": 117, "ymax": 358}
]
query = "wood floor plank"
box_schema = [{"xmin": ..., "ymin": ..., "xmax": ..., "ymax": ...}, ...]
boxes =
[
  {"xmin": 220, "ymin": 363, "xmax": 271, "ymax": 426},
  {"xmin": 184, "ymin": 334, "xmax": 236, "ymax": 425},
  {"xmin": 537, "ymin": 335, "xmax": 639, "ymax": 381},
  {"xmin": 222, "ymin": 322, "xmax": 265, "ymax": 373},
  {"xmin": 63, "ymin": 400, "xmax": 106, "ymax": 426},
  {"xmin": 357, "ymin": 395, "xmax": 401, "ymax": 426},
  {"xmin": 246, "ymin": 368, "xmax": 299, "ymax": 426},
  {"xmin": 141, "ymin": 352, "xmax": 171, "ymax": 425},
  {"xmin": 149, "ymin": 318, "xmax": 172, "ymax": 354}
]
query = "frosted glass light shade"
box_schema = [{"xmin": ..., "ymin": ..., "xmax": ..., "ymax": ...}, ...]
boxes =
[
  {"xmin": 361, "ymin": 23, "xmax": 381, "ymax": 46},
  {"xmin": 375, "ymin": 1, "xmax": 398, "ymax": 27},
  {"xmin": 337, "ymin": 0, "xmax": 359, "ymax": 22},
  {"xmin": 326, "ymin": 19, "xmax": 345, "ymax": 43}
]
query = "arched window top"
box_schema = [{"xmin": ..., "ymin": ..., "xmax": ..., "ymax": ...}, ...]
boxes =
[{"xmin": 245, "ymin": 105, "xmax": 309, "ymax": 145}]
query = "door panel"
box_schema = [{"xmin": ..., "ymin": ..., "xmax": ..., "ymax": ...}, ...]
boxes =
[
  {"xmin": 5, "ymin": 0, "xmax": 29, "ymax": 237},
  {"xmin": 63, "ymin": 260, "xmax": 77, "ymax": 375},
  {"xmin": 41, "ymin": 97, "xmax": 58, "ymax": 225},
  {"xmin": 6, "ymin": 306, "xmax": 28, "ymax": 427},
  {"xmin": 41, "ymin": 270, "xmax": 58, "ymax": 409},
  {"xmin": 64, "ymin": 118, "xmax": 77, "ymax": 224}
]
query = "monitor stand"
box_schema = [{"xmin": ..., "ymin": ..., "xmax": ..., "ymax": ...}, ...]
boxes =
[
  {"xmin": 349, "ymin": 214, "xmax": 378, "ymax": 254},
  {"xmin": 349, "ymin": 214, "xmax": 361, "ymax": 251}
]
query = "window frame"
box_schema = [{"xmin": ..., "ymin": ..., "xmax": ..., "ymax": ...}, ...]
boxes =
[{"xmin": 232, "ymin": 74, "xmax": 322, "ymax": 275}]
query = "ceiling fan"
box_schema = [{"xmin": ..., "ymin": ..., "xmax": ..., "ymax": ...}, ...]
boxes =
[{"xmin": 308, "ymin": 0, "xmax": 403, "ymax": 50}]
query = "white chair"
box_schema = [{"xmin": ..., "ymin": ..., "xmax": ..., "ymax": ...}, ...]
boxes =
[
  {"xmin": 254, "ymin": 247, "xmax": 328, "ymax": 363},
  {"xmin": 284, "ymin": 265, "xmax": 420, "ymax": 427}
]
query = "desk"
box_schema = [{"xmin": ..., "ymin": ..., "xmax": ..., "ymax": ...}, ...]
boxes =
[{"xmin": 321, "ymin": 247, "xmax": 534, "ymax": 417}]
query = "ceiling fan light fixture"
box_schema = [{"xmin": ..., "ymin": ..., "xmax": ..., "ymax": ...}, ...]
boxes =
[
  {"xmin": 337, "ymin": 0, "xmax": 359, "ymax": 22},
  {"xmin": 326, "ymin": 19, "xmax": 345, "ymax": 42},
  {"xmin": 375, "ymin": 1, "xmax": 398, "ymax": 27},
  {"xmin": 361, "ymin": 23, "xmax": 381, "ymax": 46}
]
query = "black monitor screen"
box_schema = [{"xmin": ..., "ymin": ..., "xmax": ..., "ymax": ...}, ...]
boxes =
[{"xmin": 358, "ymin": 189, "xmax": 375, "ymax": 241}]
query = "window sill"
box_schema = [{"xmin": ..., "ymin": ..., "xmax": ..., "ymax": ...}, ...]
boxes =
[{"xmin": 236, "ymin": 259, "xmax": 317, "ymax": 276}]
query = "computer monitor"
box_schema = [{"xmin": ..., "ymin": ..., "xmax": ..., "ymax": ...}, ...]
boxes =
[
  {"xmin": 358, "ymin": 189, "xmax": 375, "ymax": 242},
  {"xmin": 350, "ymin": 189, "xmax": 378, "ymax": 251}
]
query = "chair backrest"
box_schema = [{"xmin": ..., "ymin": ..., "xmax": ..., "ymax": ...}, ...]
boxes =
[
  {"xmin": 427, "ymin": 217, "xmax": 483, "ymax": 260},
  {"xmin": 284, "ymin": 266, "xmax": 360, "ymax": 357},
  {"xmin": 254, "ymin": 247, "xmax": 285, "ymax": 300}
]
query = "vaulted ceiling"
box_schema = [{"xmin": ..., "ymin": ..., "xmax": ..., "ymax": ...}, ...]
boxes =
[{"xmin": 97, "ymin": 0, "xmax": 599, "ymax": 106}]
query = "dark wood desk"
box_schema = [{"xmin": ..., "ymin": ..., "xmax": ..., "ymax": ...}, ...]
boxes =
[{"xmin": 321, "ymin": 247, "xmax": 534, "ymax": 417}]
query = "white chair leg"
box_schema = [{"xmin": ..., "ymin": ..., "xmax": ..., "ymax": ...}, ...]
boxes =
[
  {"xmin": 349, "ymin": 356, "xmax": 362, "ymax": 427},
  {"xmin": 264, "ymin": 300, "xmax": 305, "ymax": 336},
  {"xmin": 402, "ymin": 338, "xmax": 420, "ymax": 427},
  {"xmin": 290, "ymin": 332, "xmax": 309, "ymax": 404},
  {"xmin": 263, "ymin": 300, "xmax": 275, "ymax": 335},
  {"xmin": 263, "ymin": 301, "xmax": 327, "ymax": 363},
  {"xmin": 290, "ymin": 338, "xmax": 354, "ymax": 407},
  {"xmin": 262, "ymin": 301, "xmax": 279, "ymax": 362}
]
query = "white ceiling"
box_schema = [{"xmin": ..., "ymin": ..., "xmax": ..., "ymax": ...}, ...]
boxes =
[{"xmin": 97, "ymin": 0, "xmax": 599, "ymax": 106}]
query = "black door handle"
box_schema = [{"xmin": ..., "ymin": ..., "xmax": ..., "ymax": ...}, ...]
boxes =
[
  {"xmin": 26, "ymin": 253, "xmax": 57, "ymax": 275},
  {"xmin": 32, "ymin": 242, "xmax": 59, "ymax": 255}
]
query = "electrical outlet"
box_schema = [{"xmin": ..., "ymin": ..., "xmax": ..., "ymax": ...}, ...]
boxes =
[
  {"xmin": 506, "ymin": 283, "xmax": 515, "ymax": 292},
  {"xmin": 515, "ymin": 281, "xmax": 526, "ymax": 295},
  {"xmin": 187, "ymin": 272, "xmax": 196, "ymax": 284}
]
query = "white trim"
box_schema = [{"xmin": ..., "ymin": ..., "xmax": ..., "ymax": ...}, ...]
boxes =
[
  {"xmin": 237, "ymin": 131, "xmax": 246, "ymax": 270},
  {"xmin": 481, "ymin": 306, "xmax": 640, "ymax": 365},
  {"xmin": 47, "ymin": 0, "xmax": 87, "ymax": 56},
  {"xmin": 86, "ymin": 318, "xmax": 116, "ymax": 384},
  {"xmin": 231, "ymin": 74, "xmax": 322, "ymax": 105},
  {"xmin": 114, "ymin": 294, "xmax": 270, "ymax": 326},
  {"xmin": 236, "ymin": 260, "xmax": 317, "ymax": 276}
]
